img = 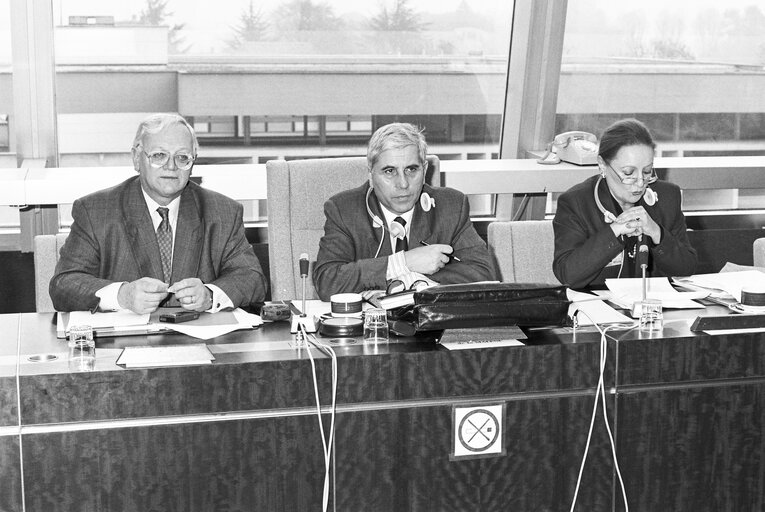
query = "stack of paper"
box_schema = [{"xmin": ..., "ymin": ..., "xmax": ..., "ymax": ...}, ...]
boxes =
[
  {"xmin": 567, "ymin": 289, "xmax": 632, "ymax": 326},
  {"xmin": 674, "ymin": 270, "xmax": 765, "ymax": 303}
]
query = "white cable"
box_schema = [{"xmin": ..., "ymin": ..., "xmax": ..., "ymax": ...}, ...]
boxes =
[
  {"xmin": 308, "ymin": 333, "xmax": 337, "ymax": 509},
  {"xmin": 373, "ymin": 224, "xmax": 385, "ymax": 259},
  {"xmin": 299, "ymin": 324, "xmax": 338, "ymax": 512},
  {"xmin": 568, "ymin": 311, "xmax": 632, "ymax": 512}
]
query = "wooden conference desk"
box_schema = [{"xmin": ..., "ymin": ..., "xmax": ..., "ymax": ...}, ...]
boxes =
[{"xmin": 0, "ymin": 306, "xmax": 764, "ymax": 512}]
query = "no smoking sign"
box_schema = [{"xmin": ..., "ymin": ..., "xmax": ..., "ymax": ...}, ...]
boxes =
[{"xmin": 451, "ymin": 403, "xmax": 506, "ymax": 460}]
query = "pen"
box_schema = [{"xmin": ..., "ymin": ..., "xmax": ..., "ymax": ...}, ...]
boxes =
[{"xmin": 419, "ymin": 241, "xmax": 461, "ymax": 262}]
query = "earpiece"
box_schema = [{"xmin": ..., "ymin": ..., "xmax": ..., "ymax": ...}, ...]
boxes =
[
  {"xmin": 643, "ymin": 187, "xmax": 657, "ymax": 206},
  {"xmin": 420, "ymin": 192, "xmax": 435, "ymax": 212},
  {"xmin": 389, "ymin": 220, "xmax": 405, "ymax": 239},
  {"xmin": 594, "ymin": 176, "xmax": 659, "ymax": 224}
]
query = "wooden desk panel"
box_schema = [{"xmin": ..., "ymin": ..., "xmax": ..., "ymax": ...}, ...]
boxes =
[
  {"xmin": 0, "ymin": 436, "xmax": 22, "ymax": 512},
  {"xmin": 617, "ymin": 384, "xmax": 765, "ymax": 512},
  {"xmin": 21, "ymin": 396, "xmax": 615, "ymax": 512},
  {"xmin": 9, "ymin": 308, "xmax": 765, "ymax": 511},
  {"xmin": 0, "ymin": 314, "xmax": 19, "ymax": 426},
  {"xmin": 17, "ymin": 317, "xmax": 612, "ymax": 425}
]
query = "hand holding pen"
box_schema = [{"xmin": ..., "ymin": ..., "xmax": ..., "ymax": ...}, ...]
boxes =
[{"xmin": 419, "ymin": 241, "xmax": 461, "ymax": 262}]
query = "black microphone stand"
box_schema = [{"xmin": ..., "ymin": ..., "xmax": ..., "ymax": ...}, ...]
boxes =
[{"xmin": 291, "ymin": 256, "xmax": 317, "ymax": 336}]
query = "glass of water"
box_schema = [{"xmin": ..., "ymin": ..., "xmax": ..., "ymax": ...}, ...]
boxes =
[
  {"xmin": 363, "ymin": 308, "xmax": 389, "ymax": 345},
  {"xmin": 68, "ymin": 325, "xmax": 96, "ymax": 372},
  {"xmin": 637, "ymin": 299, "xmax": 663, "ymax": 333}
]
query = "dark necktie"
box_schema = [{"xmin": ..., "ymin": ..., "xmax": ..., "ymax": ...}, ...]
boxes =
[
  {"xmin": 394, "ymin": 216, "xmax": 408, "ymax": 253},
  {"xmin": 156, "ymin": 207, "xmax": 173, "ymax": 283}
]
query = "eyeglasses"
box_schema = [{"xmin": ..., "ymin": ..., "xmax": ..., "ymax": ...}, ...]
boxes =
[
  {"xmin": 386, "ymin": 279, "xmax": 429, "ymax": 295},
  {"xmin": 374, "ymin": 165, "xmax": 424, "ymax": 180},
  {"xmin": 606, "ymin": 162, "xmax": 657, "ymax": 185},
  {"xmin": 141, "ymin": 150, "xmax": 195, "ymax": 170}
]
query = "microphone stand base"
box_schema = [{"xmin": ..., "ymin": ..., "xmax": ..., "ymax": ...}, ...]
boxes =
[{"xmin": 290, "ymin": 314, "xmax": 318, "ymax": 334}]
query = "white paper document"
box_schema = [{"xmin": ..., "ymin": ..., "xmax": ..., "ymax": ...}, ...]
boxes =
[
  {"xmin": 567, "ymin": 289, "xmax": 632, "ymax": 326},
  {"xmin": 67, "ymin": 310, "xmax": 150, "ymax": 331},
  {"xmin": 292, "ymin": 299, "xmax": 333, "ymax": 318},
  {"xmin": 61, "ymin": 309, "xmax": 257, "ymax": 340},
  {"xmin": 675, "ymin": 270, "xmax": 765, "ymax": 302},
  {"xmin": 163, "ymin": 309, "xmax": 258, "ymax": 340},
  {"xmin": 439, "ymin": 326, "xmax": 526, "ymax": 350},
  {"xmin": 605, "ymin": 277, "xmax": 707, "ymax": 309},
  {"xmin": 116, "ymin": 344, "xmax": 215, "ymax": 368}
]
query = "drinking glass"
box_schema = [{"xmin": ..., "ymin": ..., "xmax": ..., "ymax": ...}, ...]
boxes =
[
  {"xmin": 637, "ymin": 299, "xmax": 663, "ymax": 332},
  {"xmin": 68, "ymin": 325, "xmax": 96, "ymax": 371},
  {"xmin": 363, "ymin": 308, "xmax": 389, "ymax": 344}
]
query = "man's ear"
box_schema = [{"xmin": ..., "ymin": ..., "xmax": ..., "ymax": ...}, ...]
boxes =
[
  {"xmin": 131, "ymin": 147, "xmax": 141, "ymax": 172},
  {"xmin": 368, "ymin": 169, "xmax": 374, "ymax": 189}
]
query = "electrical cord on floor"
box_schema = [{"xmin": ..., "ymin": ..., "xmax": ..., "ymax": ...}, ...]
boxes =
[
  {"xmin": 299, "ymin": 323, "xmax": 338, "ymax": 512},
  {"xmin": 569, "ymin": 311, "xmax": 631, "ymax": 512}
]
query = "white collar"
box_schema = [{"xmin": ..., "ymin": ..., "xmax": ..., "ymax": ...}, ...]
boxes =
[
  {"xmin": 379, "ymin": 203, "xmax": 414, "ymax": 231},
  {"xmin": 141, "ymin": 189, "xmax": 181, "ymax": 229}
]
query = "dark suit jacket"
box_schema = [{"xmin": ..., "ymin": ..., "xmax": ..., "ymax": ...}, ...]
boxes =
[
  {"xmin": 553, "ymin": 175, "xmax": 697, "ymax": 288},
  {"xmin": 50, "ymin": 177, "xmax": 267, "ymax": 311},
  {"xmin": 313, "ymin": 183, "xmax": 496, "ymax": 301}
]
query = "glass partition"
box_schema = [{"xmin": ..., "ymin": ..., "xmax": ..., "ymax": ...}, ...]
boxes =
[
  {"xmin": 50, "ymin": 0, "xmax": 514, "ymax": 225},
  {"xmin": 555, "ymin": 0, "xmax": 765, "ymax": 215},
  {"xmin": 0, "ymin": 0, "xmax": 18, "ymax": 235}
]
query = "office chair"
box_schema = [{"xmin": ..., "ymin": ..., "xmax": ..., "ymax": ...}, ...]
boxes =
[
  {"xmin": 33, "ymin": 233, "xmax": 69, "ymax": 313},
  {"xmin": 487, "ymin": 220, "xmax": 560, "ymax": 284},
  {"xmin": 266, "ymin": 155, "xmax": 440, "ymax": 300}
]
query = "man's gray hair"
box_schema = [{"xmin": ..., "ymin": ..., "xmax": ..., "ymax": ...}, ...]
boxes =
[
  {"xmin": 132, "ymin": 113, "xmax": 199, "ymax": 155},
  {"xmin": 366, "ymin": 123, "xmax": 427, "ymax": 169}
]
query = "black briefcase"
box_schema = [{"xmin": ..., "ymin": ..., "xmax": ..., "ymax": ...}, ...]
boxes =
[{"xmin": 411, "ymin": 282, "xmax": 570, "ymax": 331}]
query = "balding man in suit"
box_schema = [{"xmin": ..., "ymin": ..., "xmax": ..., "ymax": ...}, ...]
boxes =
[{"xmin": 50, "ymin": 113, "xmax": 267, "ymax": 313}]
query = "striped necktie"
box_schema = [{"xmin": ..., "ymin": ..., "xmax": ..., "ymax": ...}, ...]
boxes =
[
  {"xmin": 156, "ymin": 207, "xmax": 173, "ymax": 283},
  {"xmin": 394, "ymin": 216, "xmax": 408, "ymax": 253}
]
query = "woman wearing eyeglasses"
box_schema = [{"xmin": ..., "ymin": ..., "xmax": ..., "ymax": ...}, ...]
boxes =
[{"xmin": 552, "ymin": 118, "xmax": 697, "ymax": 289}]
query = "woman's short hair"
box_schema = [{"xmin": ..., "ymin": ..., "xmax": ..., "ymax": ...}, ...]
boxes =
[
  {"xmin": 367, "ymin": 123, "xmax": 428, "ymax": 169},
  {"xmin": 598, "ymin": 118, "xmax": 655, "ymax": 163},
  {"xmin": 132, "ymin": 113, "xmax": 199, "ymax": 155}
]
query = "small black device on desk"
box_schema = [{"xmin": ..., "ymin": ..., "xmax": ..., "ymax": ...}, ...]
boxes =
[
  {"xmin": 690, "ymin": 313, "xmax": 765, "ymax": 332},
  {"xmin": 261, "ymin": 303, "xmax": 291, "ymax": 322},
  {"xmin": 159, "ymin": 311, "xmax": 200, "ymax": 323}
]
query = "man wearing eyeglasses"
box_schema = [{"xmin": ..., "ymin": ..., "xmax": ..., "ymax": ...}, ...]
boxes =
[
  {"xmin": 313, "ymin": 122, "xmax": 496, "ymax": 301},
  {"xmin": 553, "ymin": 118, "xmax": 697, "ymax": 288},
  {"xmin": 50, "ymin": 113, "xmax": 267, "ymax": 314}
]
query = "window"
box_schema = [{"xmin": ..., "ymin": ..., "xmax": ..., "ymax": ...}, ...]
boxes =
[
  {"xmin": 48, "ymin": 0, "xmax": 514, "ymax": 224},
  {"xmin": 0, "ymin": 0, "xmax": 18, "ymax": 237},
  {"xmin": 556, "ymin": 0, "xmax": 765, "ymax": 213}
]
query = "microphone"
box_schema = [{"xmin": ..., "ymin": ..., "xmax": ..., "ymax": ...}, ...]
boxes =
[
  {"xmin": 299, "ymin": 253, "xmax": 309, "ymax": 278},
  {"xmin": 290, "ymin": 253, "xmax": 317, "ymax": 336},
  {"xmin": 638, "ymin": 234, "xmax": 649, "ymax": 301},
  {"xmin": 299, "ymin": 253, "xmax": 309, "ymax": 317}
]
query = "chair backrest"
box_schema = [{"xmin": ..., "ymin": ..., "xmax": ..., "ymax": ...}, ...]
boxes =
[
  {"xmin": 33, "ymin": 233, "xmax": 69, "ymax": 313},
  {"xmin": 754, "ymin": 238, "xmax": 765, "ymax": 268},
  {"xmin": 266, "ymin": 155, "xmax": 440, "ymax": 300},
  {"xmin": 487, "ymin": 220, "xmax": 560, "ymax": 285}
]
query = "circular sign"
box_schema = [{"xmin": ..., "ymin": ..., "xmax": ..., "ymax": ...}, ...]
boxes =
[{"xmin": 457, "ymin": 408, "xmax": 500, "ymax": 452}]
